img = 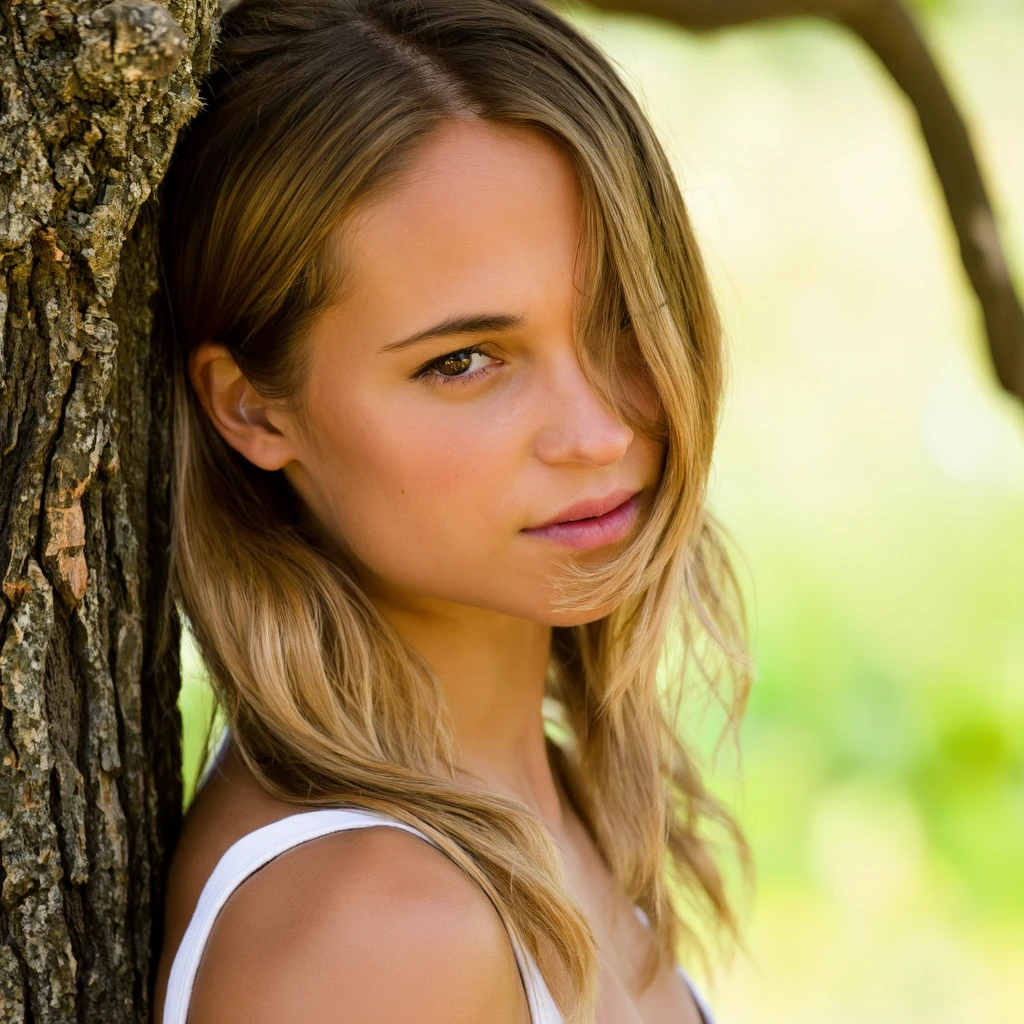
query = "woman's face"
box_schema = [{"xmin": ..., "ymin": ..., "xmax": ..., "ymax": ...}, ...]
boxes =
[{"xmin": 246, "ymin": 118, "xmax": 664, "ymax": 625}]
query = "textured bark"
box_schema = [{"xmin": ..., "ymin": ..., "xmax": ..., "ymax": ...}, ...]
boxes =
[{"xmin": 0, "ymin": 1, "xmax": 216, "ymax": 1021}]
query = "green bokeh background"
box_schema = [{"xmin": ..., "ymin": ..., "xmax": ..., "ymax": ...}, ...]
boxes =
[{"xmin": 179, "ymin": 2, "xmax": 1024, "ymax": 1019}]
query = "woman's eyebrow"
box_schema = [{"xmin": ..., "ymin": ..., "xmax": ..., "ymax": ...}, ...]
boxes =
[{"xmin": 380, "ymin": 312, "xmax": 526, "ymax": 353}]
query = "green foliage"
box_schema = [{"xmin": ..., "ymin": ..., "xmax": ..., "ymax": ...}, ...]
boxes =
[
  {"xmin": 909, "ymin": 0, "xmax": 951, "ymax": 15},
  {"xmin": 179, "ymin": 629, "xmax": 225, "ymax": 810}
]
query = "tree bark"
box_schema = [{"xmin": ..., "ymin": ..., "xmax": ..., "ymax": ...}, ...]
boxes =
[{"xmin": 0, "ymin": 1, "xmax": 216, "ymax": 1021}]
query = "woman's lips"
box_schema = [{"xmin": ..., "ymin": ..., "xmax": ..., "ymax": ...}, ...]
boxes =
[{"xmin": 521, "ymin": 493, "xmax": 641, "ymax": 551}]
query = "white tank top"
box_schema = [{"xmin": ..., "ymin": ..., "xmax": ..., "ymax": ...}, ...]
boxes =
[{"xmin": 163, "ymin": 751, "xmax": 716, "ymax": 1024}]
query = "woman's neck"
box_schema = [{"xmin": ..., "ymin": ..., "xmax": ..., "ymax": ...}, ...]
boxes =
[{"xmin": 371, "ymin": 593, "xmax": 566, "ymax": 832}]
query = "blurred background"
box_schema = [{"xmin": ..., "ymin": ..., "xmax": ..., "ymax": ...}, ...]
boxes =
[{"xmin": 180, "ymin": 0, "xmax": 1023, "ymax": 1020}]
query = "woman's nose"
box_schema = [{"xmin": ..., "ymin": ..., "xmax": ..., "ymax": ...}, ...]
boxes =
[{"xmin": 530, "ymin": 351, "xmax": 634, "ymax": 467}]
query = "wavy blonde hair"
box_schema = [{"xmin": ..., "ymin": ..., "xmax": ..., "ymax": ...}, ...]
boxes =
[{"xmin": 159, "ymin": 0, "xmax": 755, "ymax": 1019}]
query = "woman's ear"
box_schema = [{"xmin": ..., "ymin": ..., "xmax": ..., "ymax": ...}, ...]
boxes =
[{"xmin": 188, "ymin": 342, "xmax": 298, "ymax": 472}]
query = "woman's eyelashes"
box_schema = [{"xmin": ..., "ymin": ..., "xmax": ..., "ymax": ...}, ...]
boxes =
[{"xmin": 412, "ymin": 344, "xmax": 501, "ymax": 388}]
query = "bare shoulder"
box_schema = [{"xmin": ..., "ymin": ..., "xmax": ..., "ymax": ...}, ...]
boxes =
[{"xmin": 188, "ymin": 823, "xmax": 531, "ymax": 1024}]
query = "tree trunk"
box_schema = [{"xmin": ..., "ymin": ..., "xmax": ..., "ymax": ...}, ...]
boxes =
[{"xmin": 0, "ymin": 1, "xmax": 216, "ymax": 1021}]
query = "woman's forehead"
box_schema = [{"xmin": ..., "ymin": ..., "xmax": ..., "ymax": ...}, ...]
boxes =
[{"xmin": 329, "ymin": 120, "xmax": 585, "ymax": 337}]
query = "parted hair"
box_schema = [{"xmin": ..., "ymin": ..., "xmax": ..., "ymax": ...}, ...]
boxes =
[{"xmin": 159, "ymin": 0, "xmax": 754, "ymax": 1019}]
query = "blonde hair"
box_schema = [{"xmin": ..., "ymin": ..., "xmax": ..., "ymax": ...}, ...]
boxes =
[{"xmin": 159, "ymin": 0, "xmax": 754, "ymax": 1019}]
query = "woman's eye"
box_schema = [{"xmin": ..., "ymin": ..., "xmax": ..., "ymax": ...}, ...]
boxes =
[{"xmin": 414, "ymin": 346, "xmax": 498, "ymax": 387}]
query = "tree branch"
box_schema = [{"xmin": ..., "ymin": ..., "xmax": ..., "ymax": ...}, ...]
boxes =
[{"xmin": 581, "ymin": 0, "xmax": 1024, "ymax": 403}]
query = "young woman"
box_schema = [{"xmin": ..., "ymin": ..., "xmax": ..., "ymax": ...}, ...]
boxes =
[{"xmin": 152, "ymin": 0, "xmax": 754, "ymax": 1021}]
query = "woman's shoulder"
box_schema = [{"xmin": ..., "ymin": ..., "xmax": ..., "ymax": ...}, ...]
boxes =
[
  {"xmin": 156, "ymin": 738, "xmax": 529, "ymax": 1024},
  {"xmin": 186, "ymin": 815, "xmax": 530, "ymax": 1024}
]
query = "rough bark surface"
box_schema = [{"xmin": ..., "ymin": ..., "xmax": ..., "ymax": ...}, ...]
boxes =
[{"xmin": 0, "ymin": 1, "xmax": 216, "ymax": 1021}]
